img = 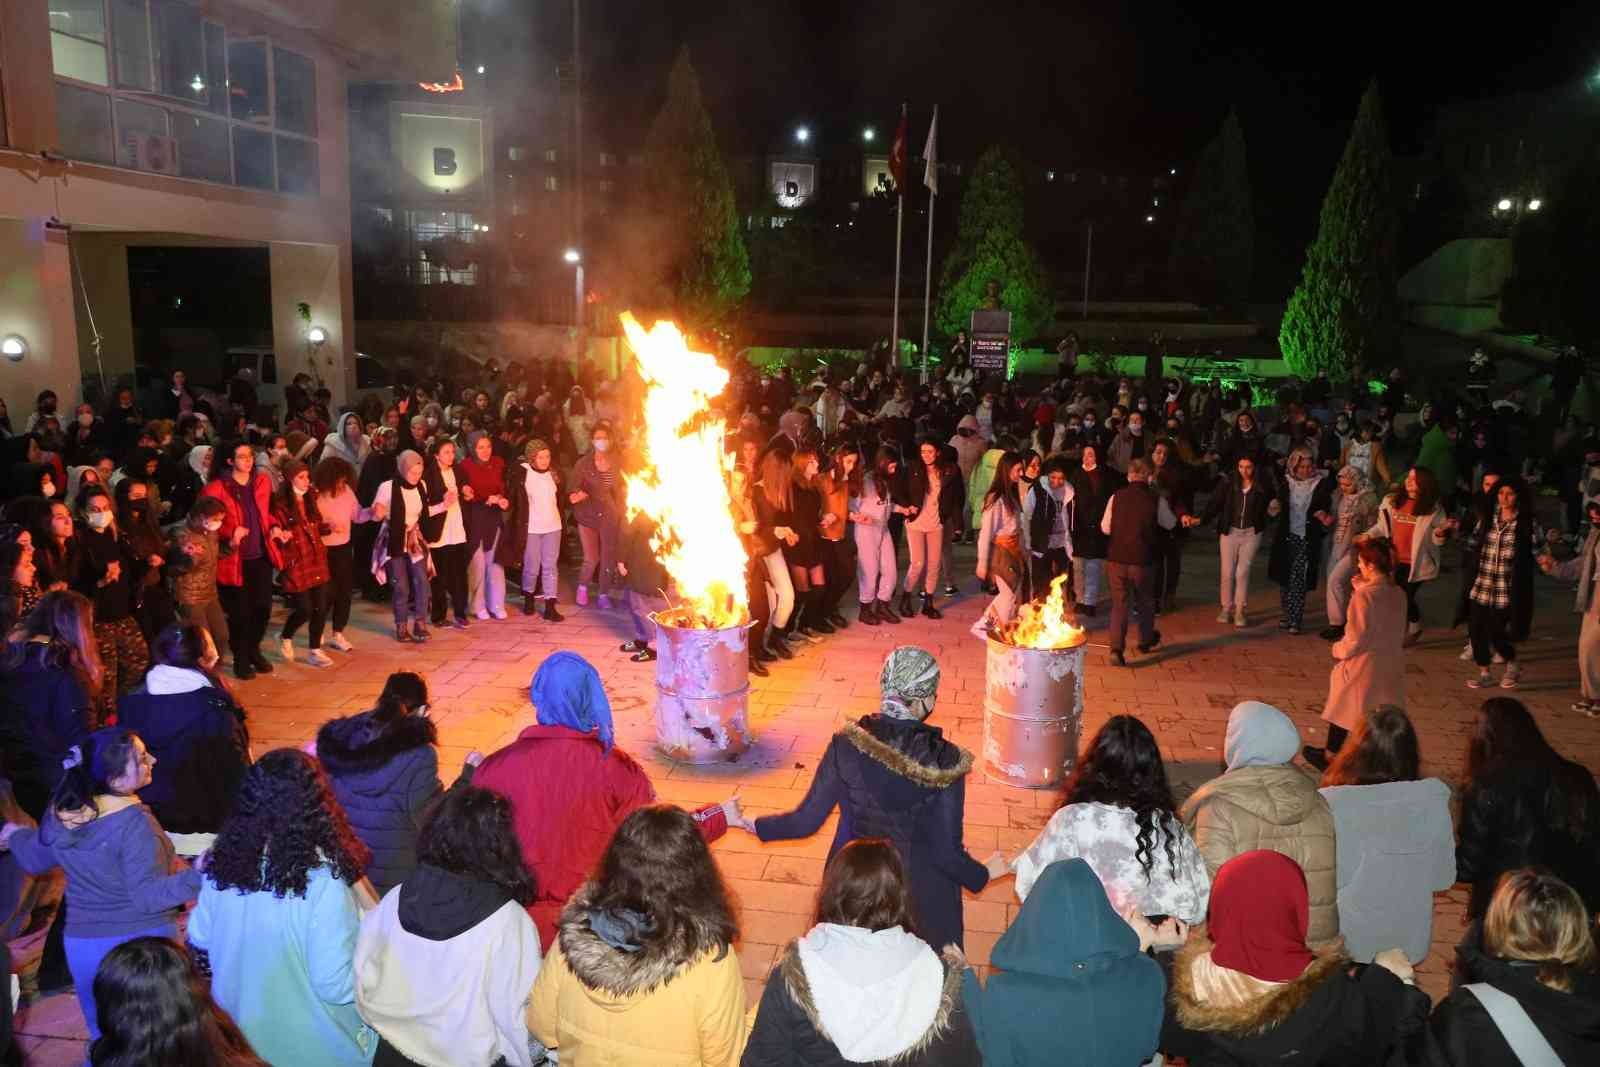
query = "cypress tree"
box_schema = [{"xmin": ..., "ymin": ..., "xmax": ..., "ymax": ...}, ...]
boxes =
[
  {"xmin": 1278, "ymin": 81, "xmax": 1401, "ymax": 379},
  {"xmin": 1169, "ymin": 110, "xmax": 1254, "ymax": 311}
]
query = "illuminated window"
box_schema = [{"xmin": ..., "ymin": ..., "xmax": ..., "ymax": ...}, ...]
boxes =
[
  {"xmin": 597, "ymin": 178, "xmax": 615, "ymax": 194},
  {"xmin": 51, "ymin": 0, "xmax": 110, "ymax": 86},
  {"xmin": 508, "ymin": 145, "xmax": 527, "ymax": 160},
  {"xmin": 544, "ymin": 148, "xmax": 558, "ymax": 163},
  {"xmin": 544, "ymin": 175, "xmax": 560, "ymax": 192},
  {"xmin": 598, "ymin": 152, "xmax": 616, "ymax": 167}
]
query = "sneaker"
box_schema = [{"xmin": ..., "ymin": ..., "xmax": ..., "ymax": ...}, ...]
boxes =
[
  {"xmin": 1286, "ymin": 625, "xmax": 1302, "ymax": 636},
  {"xmin": 1572, "ymin": 699, "xmax": 1596, "ymax": 714},
  {"xmin": 576, "ymin": 585, "xmax": 590, "ymax": 608},
  {"xmin": 1500, "ymin": 664, "xmax": 1521, "ymax": 689},
  {"xmin": 305, "ymin": 649, "xmax": 334, "ymax": 668},
  {"xmin": 630, "ymin": 646, "xmax": 658, "ymax": 662},
  {"xmin": 810, "ymin": 617, "xmax": 837, "ymax": 635},
  {"xmin": 475, "ymin": 610, "xmax": 490, "ymax": 621},
  {"xmin": 279, "ymin": 638, "xmax": 295, "ymax": 663},
  {"xmin": 1587, "ymin": 704, "xmax": 1600, "ymax": 720},
  {"xmin": 1492, "ymin": 651, "xmax": 1506, "ymax": 664},
  {"xmin": 943, "ymin": 584, "xmax": 959, "ymax": 597},
  {"xmin": 411, "ymin": 622, "xmax": 431, "ymax": 642},
  {"xmin": 598, "ymin": 594, "xmax": 614, "ymax": 610},
  {"xmin": 490, "ymin": 609, "xmax": 508, "ymax": 620},
  {"xmin": 1459, "ymin": 643, "xmax": 1473, "ymax": 661},
  {"xmin": 1217, "ymin": 608, "xmax": 1232, "ymax": 624},
  {"xmin": 1319, "ymin": 625, "xmax": 1344, "ymax": 641},
  {"xmin": 1233, "ymin": 610, "xmax": 1247, "ymax": 629},
  {"xmin": 1109, "ymin": 650, "xmax": 1128, "ymax": 667},
  {"xmin": 794, "ymin": 626, "xmax": 825, "ymax": 645},
  {"xmin": 326, "ymin": 632, "xmax": 355, "ymax": 652},
  {"xmin": 620, "ymin": 639, "xmax": 647, "ymax": 653},
  {"xmin": 1467, "ymin": 671, "xmax": 1495, "ymax": 689},
  {"xmin": 452, "ymin": 616, "xmax": 470, "ymax": 630}
]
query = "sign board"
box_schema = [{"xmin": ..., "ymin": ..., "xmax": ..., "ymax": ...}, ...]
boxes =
[{"xmin": 970, "ymin": 310, "xmax": 1011, "ymax": 372}]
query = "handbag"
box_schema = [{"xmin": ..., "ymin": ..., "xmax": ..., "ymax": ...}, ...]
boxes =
[{"xmin": 1462, "ymin": 983, "xmax": 1562, "ymax": 1067}]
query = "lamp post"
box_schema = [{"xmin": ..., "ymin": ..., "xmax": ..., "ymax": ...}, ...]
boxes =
[{"xmin": 564, "ymin": 249, "xmax": 584, "ymax": 361}]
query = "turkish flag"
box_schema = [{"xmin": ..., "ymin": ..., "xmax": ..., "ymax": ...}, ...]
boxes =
[{"xmin": 888, "ymin": 109, "xmax": 908, "ymax": 194}]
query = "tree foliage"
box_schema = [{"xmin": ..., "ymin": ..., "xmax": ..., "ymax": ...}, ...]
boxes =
[
  {"xmin": 617, "ymin": 48, "xmax": 750, "ymax": 331},
  {"xmin": 934, "ymin": 146, "xmax": 1053, "ymax": 344},
  {"xmin": 1278, "ymin": 81, "xmax": 1401, "ymax": 380},
  {"xmin": 1501, "ymin": 138, "xmax": 1600, "ymax": 355},
  {"xmin": 1169, "ymin": 110, "xmax": 1254, "ymax": 310}
]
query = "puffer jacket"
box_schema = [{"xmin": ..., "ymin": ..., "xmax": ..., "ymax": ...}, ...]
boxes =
[
  {"xmin": 315, "ymin": 711, "xmax": 443, "ymax": 895},
  {"xmin": 117, "ymin": 673, "xmax": 251, "ymax": 835},
  {"xmin": 1181, "ymin": 765, "xmax": 1339, "ymax": 944},
  {"xmin": 1455, "ymin": 757, "xmax": 1600, "ymax": 919},
  {"xmin": 529, "ymin": 884, "xmax": 746, "ymax": 1067}
]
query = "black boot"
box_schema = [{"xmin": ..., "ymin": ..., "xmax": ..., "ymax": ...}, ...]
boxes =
[
  {"xmin": 522, "ymin": 591, "xmax": 538, "ymax": 616},
  {"xmin": 249, "ymin": 648, "xmax": 273, "ymax": 673},
  {"xmin": 877, "ymin": 598, "xmax": 902, "ymax": 624},
  {"xmin": 394, "ymin": 623, "xmax": 413, "ymax": 644},
  {"xmin": 807, "ymin": 592, "xmax": 836, "ymax": 634},
  {"xmin": 898, "ymin": 590, "xmax": 915, "ymax": 617},
  {"xmin": 859, "ymin": 601, "xmax": 880, "ymax": 626},
  {"xmin": 543, "ymin": 598, "xmax": 564, "ymax": 622},
  {"xmin": 921, "ymin": 593, "xmax": 943, "ymax": 620}
]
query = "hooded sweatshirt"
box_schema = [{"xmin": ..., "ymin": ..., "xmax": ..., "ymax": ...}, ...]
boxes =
[
  {"xmin": 963, "ymin": 858, "xmax": 1165, "ymax": 1066},
  {"xmin": 1181, "ymin": 702, "xmax": 1340, "ymax": 944},
  {"xmin": 355, "ymin": 864, "xmax": 544, "ymax": 1067}
]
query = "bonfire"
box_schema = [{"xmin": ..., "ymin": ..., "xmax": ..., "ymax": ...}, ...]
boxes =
[
  {"xmin": 992, "ymin": 573, "xmax": 1087, "ymax": 650},
  {"xmin": 618, "ymin": 312, "xmax": 749, "ymax": 630}
]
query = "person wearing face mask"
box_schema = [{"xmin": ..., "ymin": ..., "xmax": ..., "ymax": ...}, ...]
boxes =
[
  {"xmin": 372, "ymin": 450, "xmax": 436, "ymax": 643},
  {"xmin": 198, "ymin": 439, "xmax": 285, "ymax": 681},
  {"xmin": 1068, "ymin": 445, "xmax": 1122, "ymax": 617},
  {"xmin": 569, "ymin": 422, "xmax": 624, "ymax": 611},
  {"xmin": 269, "ymin": 460, "xmax": 334, "ymax": 667},
  {"xmin": 115, "ymin": 477, "xmax": 173, "ymax": 641},
  {"xmin": 63, "ymin": 405, "xmax": 107, "ymax": 466},
  {"xmin": 320, "ymin": 411, "xmax": 370, "ymax": 471},
  {"xmin": 501, "ymin": 439, "xmax": 566, "ymax": 622},
  {"xmin": 168, "ymin": 497, "xmax": 230, "ymax": 656},
  {"xmin": 71, "ymin": 486, "xmax": 149, "ymax": 719}
]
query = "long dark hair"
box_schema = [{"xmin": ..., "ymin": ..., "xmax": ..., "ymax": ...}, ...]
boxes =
[
  {"xmin": 113, "ymin": 476, "xmax": 163, "ymax": 553},
  {"xmin": 983, "ymin": 450, "xmax": 1026, "ymax": 515},
  {"xmin": 149, "ymin": 623, "xmax": 241, "ymax": 712},
  {"xmin": 814, "ymin": 839, "xmax": 916, "ymax": 934},
  {"xmin": 1388, "ymin": 466, "xmax": 1440, "ymax": 515},
  {"xmin": 416, "ymin": 786, "xmax": 536, "ymax": 906},
  {"xmin": 90, "ymin": 937, "xmax": 266, "ymax": 1067},
  {"xmin": 52, "ymin": 728, "xmax": 143, "ymax": 818},
  {"xmin": 1321, "ymin": 705, "xmax": 1421, "ymax": 787},
  {"xmin": 1466, "ymin": 698, "xmax": 1594, "ymax": 839},
  {"xmin": 1062, "ymin": 715, "xmax": 1181, "ymax": 880},
  {"xmin": 205, "ymin": 749, "xmax": 370, "ymax": 898},
  {"xmin": 312, "ymin": 455, "xmax": 356, "ymax": 495},
  {"xmin": 4, "ymin": 589, "xmax": 103, "ymax": 694},
  {"xmin": 870, "ymin": 445, "xmax": 900, "ymax": 503},
  {"xmin": 372, "ymin": 671, "xmax": 428, "ymax": 724},
  {"xmin": 586, "ymin": 805, "xmax": 737, "ymax": 960}
]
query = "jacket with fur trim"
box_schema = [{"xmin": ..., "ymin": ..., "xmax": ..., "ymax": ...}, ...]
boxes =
[
  {"xmin": 528, "ymin": 884, "xmax": 746, "ymax": 1067},
  {"xmin": 1161, "ymin": 937, "xmax": 1429, "ymax": 1066},
  {"xmin": 743, "ymin": 940, "xmax": 980, "ymax": 1067},
  {"xmin": 316, "ymin": 710, "xmax": 444, "ymax": 895},
  {"xmin": 755, "ymin": 716, "xmax": 989, "ymax": 952}
]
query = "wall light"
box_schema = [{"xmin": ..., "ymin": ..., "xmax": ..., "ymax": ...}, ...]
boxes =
[
  {"xmin": 307, "ymin": 325, "xmax": 329, "ymax": 346},
  {"xmin": 1496, "ymin": 198, "xmax": 1514, "ymax": 212},
  {"xmin": 1527, "ymin": 198, "xmax": 1542, "ymax": 211},
  {"xmin": 1145, "ymin": 214, "xmax": 1155, "ymax": 223},
  {"xmin": 563, "ymin": 248, "xmax": 581, "ymax": 264},
  {"xmin": 862, "ymin": 127, "xmax": 875, "ymax": 142},
  {"xmin": 795, "ymin": 126, "xmax": 810, "ymax": 144},
  {"xmin": 1, "ymin": 335, "xmax": 26, "ymax": 362}
]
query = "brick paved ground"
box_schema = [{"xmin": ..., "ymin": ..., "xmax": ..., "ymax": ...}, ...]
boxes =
[{"xmin": 15, "ymin": 534, "xmax": 1598, "ymax": 1063}]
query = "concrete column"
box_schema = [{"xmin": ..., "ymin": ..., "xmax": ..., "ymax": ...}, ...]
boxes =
[
  {"xmin": 0, "ymin": 218, "xmax": 85, "ymax": 410},
  {"xmin": 269, "ymin": 241, "xmax": 348, "ymax": 410}
]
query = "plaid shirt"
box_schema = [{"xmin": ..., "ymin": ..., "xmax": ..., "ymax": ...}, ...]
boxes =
[{"xmin": 1469, "ymin": 515, "xmax": 1517, "ymax": 608}]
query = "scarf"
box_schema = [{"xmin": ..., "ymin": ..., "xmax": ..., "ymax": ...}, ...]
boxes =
[
  {"xmin": 878, "ymin": 646, "xmax": 940, "ymax": 721},
  {"xmin": 1208, "ymin": 850, "xmax": 1315, "ymax": 983},
  {"xmin": 531, "ymin": 651, "xmax": 615, "ymax": 751}
]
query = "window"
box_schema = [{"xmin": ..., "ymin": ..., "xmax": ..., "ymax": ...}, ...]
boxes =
[
  {"xmin": 112, "ymin": 0, "xmax": 156, "ymax": 91},
  {"xmin": 276, "ymin": 135, "xmax": 319, "ymax": 195},
  {"xmin": 172, "ymin": 112, "xmax": 231, "ymax": 183},
  {"xmin": 232, "ymin": 125, "xmax": 273, "ymax": 189},
  {"xmin": 544, "ymin": 175, "xmax": 560, "ymax": 191},
  {"xmin": 56, "ymin": 82, "xmax": 115, "ymax": 162},
  {"xmin": 598, "ymin": 151, "xmax": 616, "ymax": 167},
  {"xmin": 273, "ymin": 48, "xmax": 316, "ymax": 135},
  {"xmin": 228, "ymin": 40, "xmax": 270, "ymax": 123},
  {"xmin": 543, "ymin": 148, "xmax": 557, "ymax": 163},
  {"xmin": 51, "ymin": 0, "xmax": 110, "ymax": 85},
  {"xmin": 114, "ymin": 98, "xmax": 169, "ymax": 170},
  {"xmin": 202, "ymin": 23, "xmax": 226, "ymax": 114},
  {"xmin": 597, "ymin": 178, "xmax": 615, "ymax": 194},
  {"xmin": 510, "ymin": 199, "xmax": 529, "ymax": 216},
  {"xmin": 156, "ymin": 1, "xmax": 207, "ymax": 102},
  {"xmin": 508, "ymin": 145, "xmax": 527, "ymax": 160}
]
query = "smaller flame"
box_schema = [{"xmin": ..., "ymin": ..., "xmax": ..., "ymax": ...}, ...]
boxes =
[
  {"xmin": 995, "ymin": 573, "xmax": 1086, "ymax": 650},
  {"xmin": 419, "ymin": 71, "xmax": 465, "ymax": 93}
]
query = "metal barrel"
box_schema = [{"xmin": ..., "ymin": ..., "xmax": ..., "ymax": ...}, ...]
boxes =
[
  {"xmin": 651, "ymin": 613, "xmax": 754, "ymax": 763},
  {"xmin": 982, "ymin": 636, "xmax": 1086, "ymax": 788}
]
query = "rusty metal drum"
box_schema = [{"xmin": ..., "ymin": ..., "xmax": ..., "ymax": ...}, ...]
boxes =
[
  {"xmin": 982, "ymin": 637, "xmax": 1086, "ymax": 788},
  {"xmin": 651, "ymin": 613, "xmax": 753, "ymax": 763}
]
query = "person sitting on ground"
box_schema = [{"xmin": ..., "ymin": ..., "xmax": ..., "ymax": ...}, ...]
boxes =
[
  {"xmin": 529, "ymin": 805, "xmax": 746, "ymax": 1066},
  {"xmin": 317, "ymin": 672, "xmax": 479, "ymax": 897},
  {"xmin": 356, "ymin": 786, "xmax": 545, "ymax": 1067},
  {"xmin": 743, "ymin": 838, "xmax": 981, "ymax": 1067},
  {"xmin": 1422, "ymin": 868, "xmax": 1600, "ymax": 1065},
  {"xmin": 1162, "ymin": 849, "xmax": 1428, "ymax": 1066},
  {"xmin": 1315, "ymin": 705, "xmax": 1454, "ymax": 965},
  {"xmin": 1180, "ymin": 700, "xmax": 1339, "ymax": 945},
  {"xmin": 964, "ymin": 858, "xmax": 1172, "ymax": 1067},
  {"xmin": 1004, "ymin": 714, "xmax": 1209, "ymax": 927},
  {"xmin": 741, "ymin": 646, "xmax": 993, "ymax": 951},
  {"xmin": 89, "ymin": 936, "xmax": 267, "ymax": 1067}
]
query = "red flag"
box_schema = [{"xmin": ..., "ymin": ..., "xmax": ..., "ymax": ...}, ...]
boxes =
[{"xmin": 888, "ymin": 106, "xmax": 909, "ymax": 193}]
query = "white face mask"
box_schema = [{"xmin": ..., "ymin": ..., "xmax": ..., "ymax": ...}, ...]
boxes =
[
  {"xmin": 86, "ymin": 511, "xmax": 112, "ymax": 530},
  {"xmin": 205, "ymin": 519, "xmax": 223, "ymax": 533},
  {"xmin": 40, "ymin": 482, "xmax": 55, "ymax": 497},
  {"xmin": 293, "ymin": 485, "xmax": 308, "ymax": 496},
  {"xmin": 77, "ymin": 413, "xmax": 93, "ymax": 427},
  {"xmin": 593, "ymin": 440, "xmax": 610, "ymax": 453}
]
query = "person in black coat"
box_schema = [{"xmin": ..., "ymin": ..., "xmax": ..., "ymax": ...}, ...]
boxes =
[
  {"xmin": 315, "ymin": 672, "xmax": 476, "ymax": 895},
  {"xmin": 0, "ymin": 590, "xmax": 96, "ymax": 819},
  {"xmin": 1417, "ymin": 868, "xmax": 1600, "ymax": 1066},
  {"xmin": 1456, "ymin": 698, "xmax": 1600, "ymax": 919},
  {"xmin": 116, "ymin": 623, "xmax": 250, "ymax": 839},
  {"xmin": 1067, "ymin": 444, "xmax": 1123, "ymax": 616},
  {"xmin": 1266, "ymin": 450, "xmax": 1336, "ymax": 634},
  {"xmin": 740, "ymin": 647, "xmax": 993, "ymax": 951}
]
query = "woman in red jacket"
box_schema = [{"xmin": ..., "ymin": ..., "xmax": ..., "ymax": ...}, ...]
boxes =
[
  {"xmin": 196, "ymin": 440, "xmax": 283, "ymax": 681},
  {"xmin": 270, "ymin": 460, "xmax": 333, "ymax": 667}
]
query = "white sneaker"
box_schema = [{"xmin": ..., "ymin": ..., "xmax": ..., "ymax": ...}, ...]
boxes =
[
  {"xmin": 305, "ymin": 649, "xmax": 334, "ymax": 668},
  {"xmin": 1492, "ymin": 651, "xmax": 1506, "ymax": 664},
  {"xmin": 1459, "ymin": 643, "xmax": 1473, "ymax": 661},
  {"xmin": 326, "ymin": 632, "xmax": 354, "ymax": 652},
  {"xmin": 490, "ymin": 609, "xmax": 508, "ymax": 620},
  {"xmin": 1233, "ymin": 610, "xmax": 1247, "ymax": 629},
  {"xmin": 475, "ymin": 610, "xmax": 491, "ymax": 621},
  {"xmin": 1500, "ymin": 664, "xmax": 1520, "ymax": 689},
  {"xmin": 1217, "ymin": 608, "xmax": 1232, "ymax": 624},
  {"xmin": 279, "ymin": 638, "xmax": 295, "ymax": 662}
]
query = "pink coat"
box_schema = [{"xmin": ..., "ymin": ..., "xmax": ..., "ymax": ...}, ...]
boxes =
[{"xmin": 1323, "ymin": 578, "xmax": 1407, "ymax": 731}]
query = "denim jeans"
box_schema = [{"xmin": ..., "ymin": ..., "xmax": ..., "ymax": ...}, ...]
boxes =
[
  {"xmin": 388, "ymin": 554, "xmax": 431, "ymax": 625},
  {"xmin": 521, "ymin": 530, "xmax": 561, "ymax": 599},
  {"xmin": 67, "ymin": 922, "xmax": 177, "ymax": 1039}
]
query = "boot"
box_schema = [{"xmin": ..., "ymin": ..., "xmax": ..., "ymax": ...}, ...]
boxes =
[
  {"xmin": 877, "ymin": 598, "xmax": 902, "ymax": 624},
  {"xmin": 897, "ymin": 590, "xmax": 915, "ymax": 617},
  {"xmin": 522, "ymin": 591, "xmax": 538, "ymax": 616},
  {"xmin": 920, "ymin": 593, "xmax": 943, "ymax": 620},
  {"xmin": 394, "ymin": 623, "xmax": 413, "ymax": 644},
  {"xmin": 859, "ymin": 601, "xmax": 881, "ymax": 626},
  {"xmin": 249, "ymin": 648, "xmax": 273, "ymax": 673},
  {"xmin": 827, "ymin": 608, "xmax": 850, "ymax": 630},
  {"xmin": 543, "ymin": 598, "xmax": 564, "ymax": 622},
  {"xmin": 807, "ymin": 592, "xmax": 836, "ymax": 634}
]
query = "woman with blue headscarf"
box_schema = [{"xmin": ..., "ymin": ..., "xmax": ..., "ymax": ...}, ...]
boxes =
[{"xmin": 472, "ymin": 652, "xmax": 738, "ymax": 947}]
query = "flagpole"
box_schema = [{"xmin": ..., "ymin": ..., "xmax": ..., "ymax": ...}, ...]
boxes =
[
  {"xmin": 890, "ymin": 103, "xmax": 906, "ymax": 372},
  {"xmin": 920, "ymin": 106, "xmax": 938, "ymax": 385}
]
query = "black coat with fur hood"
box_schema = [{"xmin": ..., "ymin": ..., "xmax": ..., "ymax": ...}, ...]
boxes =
[
  {"xmin": 754, "ymin": 716, "xmax": 989, "ymax": 952},
  {"xmin": 1161, "ymin": 938, "xmax": 1430, "ymax": 1066},
  {"xmin": 315, "ymin": 709, "xmax": 443, "ymax": 894},
  {"xmin": 742, "ymin": 941, "xmax": 981, "ymax": 1067}
]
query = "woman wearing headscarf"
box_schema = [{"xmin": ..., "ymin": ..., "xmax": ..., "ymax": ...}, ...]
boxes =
[
  {"xmin": 499, "ymin": 438, "xmax": 565, "ymax": 621},
  {"xmin": 741, "ymin": 646, "xmax": 994, "ymax": 950},
  {"xmin": 1268, "ymin": 447, "xmax": 1334, "ymax": 635},
  {"xmin": 1162, "ymin": 850, "xmax": 1428, "ymax": 1066},
  {"xmin": 1319, "ymin": 464, "xmax": 1380, "ymax": 641},
  {"xmin": 962, "ymin": 859, "xmax": 1167, "ymax": 1067},
  {"xmin": 471, "ymin": 652, "xmax": 736, "ymax": 947},
  {"xmin": 459, "ymin": 431, "xmax": 510, "ymax": 621},
  {"xmin": 321, "ymin": 411, "xmax": 370, "ymax": 471}
]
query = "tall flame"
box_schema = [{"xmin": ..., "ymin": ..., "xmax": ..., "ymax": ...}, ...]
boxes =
[
  {"xmin": 620, "ymin": 313, "xmax": 749, "ymax": 629},
  {"xmin": 995, "ymin": 573, "xmax": 1086, "ymax": 650}
]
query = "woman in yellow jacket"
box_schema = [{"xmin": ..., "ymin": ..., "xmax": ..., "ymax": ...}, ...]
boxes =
[{"xmin": 529, "ymin": 805, "xmax": 746, "ymax": 1066}]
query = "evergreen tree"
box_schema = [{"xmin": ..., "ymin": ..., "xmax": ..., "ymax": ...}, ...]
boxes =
[
  {"xmin": 1169, "ymin": 110, "xmax": 1254, "ymax": 310},
  {"xmin": 935, "ymin": 146, "xmax": 1053, "ymax": 345},
  {"xmin": 620, "ymin": 48, "xmax": 750, "ymax": 329},
  {"xmin": 1278, "ymin": 81, "xmax": 1401, "ymax": 379},
  {"xmin": 1501, "ymin": 138, "xmax": 1600, "ymax": 355}
]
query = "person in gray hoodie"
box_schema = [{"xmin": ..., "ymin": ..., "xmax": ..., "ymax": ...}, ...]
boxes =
[
  {"xmin": 1316, "ymin": 705, "xmax": 1454, "ymax": 965},
  {"xmin": 0, "ymin": 727, "xmax": 201, "ymax": 1040}
]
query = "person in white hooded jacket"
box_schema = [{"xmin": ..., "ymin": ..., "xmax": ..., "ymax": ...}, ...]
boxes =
[
  {"xmin": 356, "ymin": 784, "xmax": 544, "ymax": 1067},
  {"xmin": 742, "ymin": 839, "xmax": 981, "ymax": 1067}
]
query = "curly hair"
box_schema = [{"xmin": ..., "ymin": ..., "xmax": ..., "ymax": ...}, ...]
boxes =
[
  {"xmin": 416, "ymin": 786, "xmax": 535, "ymax": 905},
  {"xmin": 588, "ymin": 805, "xmax": 737, "ymax": 960},
  {"xmin": 206, "ymin": 749, "xmax": 369, "ymax": 898},
  {"xmin": 1062, "ymin": 715, "xmax": 1182, "ymax": 881}
]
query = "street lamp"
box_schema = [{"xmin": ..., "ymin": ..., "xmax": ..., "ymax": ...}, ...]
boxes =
[
  {"xmin": 1496, "ymin": 198, "xmax": 1514, "ymax": 212},
  {"xmin": 862, "ymin": 127, "xmax": 875, "ymax": 143},
  {"xmin": 1528, "ymin": 198, "xmax": 1543, "ymax": 212},
  {"xmin": 795, "ymin": 125, "xmax": 810, "ymax": 144},
  {"xmin": 564, "ymin": 250, "xmax": 585, "ymax": 347}
]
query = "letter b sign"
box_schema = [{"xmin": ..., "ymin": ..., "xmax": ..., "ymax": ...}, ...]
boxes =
[{"xmin": 433, "ymin": 148, "xmax": 458, "ymax": 177}]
